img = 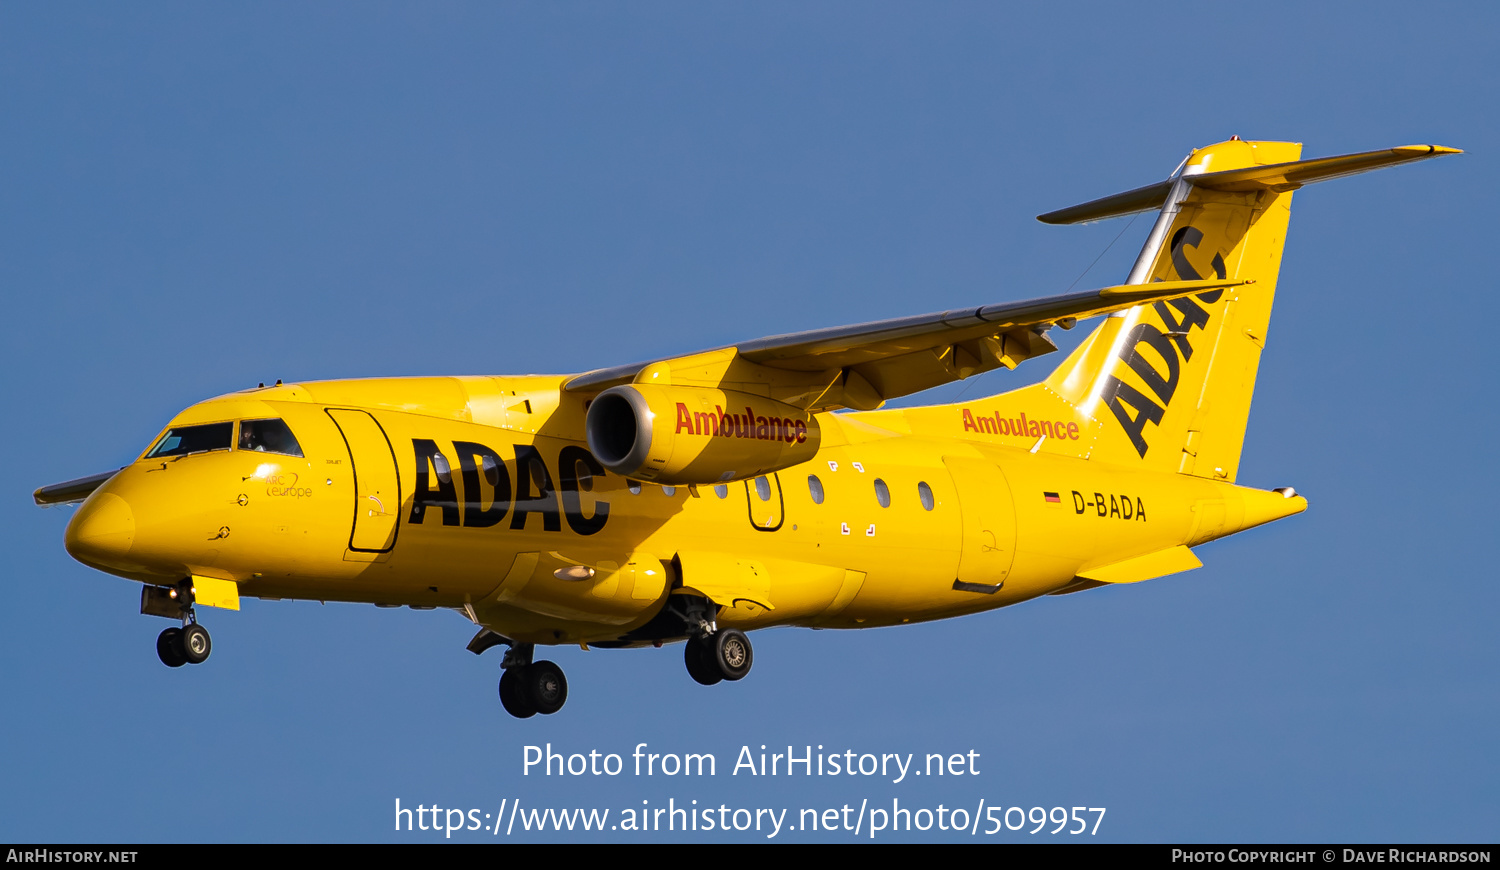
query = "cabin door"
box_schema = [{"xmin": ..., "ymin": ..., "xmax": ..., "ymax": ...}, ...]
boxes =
[{"xmin": 327, "ymin": 409, "xmax": 402, "ymax": 553}]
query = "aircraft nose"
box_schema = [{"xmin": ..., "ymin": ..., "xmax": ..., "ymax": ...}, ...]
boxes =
[{"xmin": 65, "ymin": 492, "xmax": 136, "ymax": 570}]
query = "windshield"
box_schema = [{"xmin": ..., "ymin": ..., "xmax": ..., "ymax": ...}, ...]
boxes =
[
  {"xmin": 238, "ymin": 418, "xmax": 304, "ymax": 457},
  {"xmin": 146, "ymin": 422, "xmax": 234, "ymax": 458}
]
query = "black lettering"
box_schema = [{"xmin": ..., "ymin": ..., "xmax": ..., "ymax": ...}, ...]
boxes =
[
  {"xmin": 453, "ymin": 441, "xmax": 510, "ymax": 528},
  {"xmin": 1120, "ymin": 323, "xmax": 1181, "ymax": 405},
  {"xmin": 1109, "ymin": 495, "xmax": 1120, "ymax": 518},
  {"xmin": 1136, "ymin": 497, "xmax": 1146, "ymax": 521},
  {"xmin": 558, "ymin": 445, "xmax": 610, "ymax": 536},
  {"xmin": 1151, "ymin": 296, "xmax": 1210, "ymax": 361},
  {"xmin": 510, "ymin": 445, "xmax": 561, "ymax": 532},
  {"xmin": 1120, "ymin": 494, "xmax": 1133, "ymax": 520},
  {"xmin": 1072, "ymin": 491, "xmax": 1085, "ymax": 514},
  {"xmin": 410, "ymin": 439, "xmax": 460, "ymax": 526},
  {"xmin": 1169, "ymin": 225, "xmax": 1227, "ymax": 300},
  {"xmin": 1101, "ymin": 376, "xmax": 1165, "ymax": 457},
  {"xmin": 1094, "ymin": 492, "xmax": 1107, "ymax": 517}
]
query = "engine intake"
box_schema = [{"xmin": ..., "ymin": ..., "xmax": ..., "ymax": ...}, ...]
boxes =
[{"xmin": 585, "ymin": 385, "xmax": 819, "ymax": 485}]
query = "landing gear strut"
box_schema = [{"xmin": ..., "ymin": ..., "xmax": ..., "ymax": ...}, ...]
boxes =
[
  {"xmin": 495, "ymin": 642, "xmax": 568, "ymax": 719},
  {"xmin": 154, "ymin": 580, "xmax": 211, "ymax": 668}
]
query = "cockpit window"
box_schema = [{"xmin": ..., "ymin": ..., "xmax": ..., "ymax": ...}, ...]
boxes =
[
  {"xmin": 238, "ymin": 418, "xmax": 304, "ymax": 457},
  {"xmin": 146, "ymin": 422, "xmax": 234, "ymax": 458}
]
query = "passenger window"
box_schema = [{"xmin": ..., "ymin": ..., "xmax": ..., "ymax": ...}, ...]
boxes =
[
  {"xmin": 237, "ymin": 418, "xmax": 304, "ymax": 457},
  {"xmin": 628, "ymin": 480, "xmax": 642, "ymax": 495},
  {"xmin": 874, "ymin": 478, "xmax": 890, "ymax": 508},
  {"xmin": 754, "ymin": 476, "xmax": 772, "ymax": 502},
  {"xmin": 148, "ymin": 422, "xmax": 233, "ymax": 458},
  {"xmin": 663, "ymin": 485, "xmax": 677, "ymax": 497},
  {"xmin": 714, "ymin": 484, "xmax": 728, "ymax": 499},
  {"xmin": 918, "ymin": 481, "xmax": 935, "ymax": 511},
  {"xmin": 807, "ymin": 474, "xmax": 825, "ymax": 504}
]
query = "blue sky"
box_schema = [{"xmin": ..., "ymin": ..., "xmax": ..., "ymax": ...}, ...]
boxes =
[{"xmin": 2, "ymin": 2, "xmax": 1494, "ymax": 843}]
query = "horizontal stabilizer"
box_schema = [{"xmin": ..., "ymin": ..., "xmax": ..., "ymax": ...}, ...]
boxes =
[
  {"xmin": 1035, "ymin": 180, "xmax": 1173, "ymax": 226},
  {"xmin": 1039, "ymin": 144, "xmax": 1460, "ymax": 224},
  {"xmin": 1075, "ymin": 545, "xmax": 1202, "ymax": 584}
]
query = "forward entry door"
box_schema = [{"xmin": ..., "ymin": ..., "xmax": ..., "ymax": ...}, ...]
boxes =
[{"xmin": 327, "ymin": 409, "xmax": 402, "ymax": 553}]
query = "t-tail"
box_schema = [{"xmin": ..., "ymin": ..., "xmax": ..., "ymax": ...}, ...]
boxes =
[{"xmin": 970, "ymin": 138, "xmax": 1458, "ymax": 481}]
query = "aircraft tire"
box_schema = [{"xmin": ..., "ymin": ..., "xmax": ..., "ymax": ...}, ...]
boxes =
[
  {"xmin": 684, "ymin": 638, "xmax": 722, "ymax": 686},
  {"xmin": 522, "ymin": 660, "xmax": 568, "ymax": 715},
  {"xmin": 156, "ymin": 628, "xmax": 187, "ymax": 668},
  {"xmin": 713, "ymin": 629, "xmax": 752, "ymax": 682},
  {"xmin": 498, "ymin": 668, "xmax": 536, "ymax": 719},
  {"xmin": 181, "ymin": 624, "xmax": 212, "ymax": 665}
]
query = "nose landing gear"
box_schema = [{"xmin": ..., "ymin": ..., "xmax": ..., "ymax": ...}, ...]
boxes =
[{"xmin": 151, "ymin": 580, "xmax": 212, "ymax": 668}]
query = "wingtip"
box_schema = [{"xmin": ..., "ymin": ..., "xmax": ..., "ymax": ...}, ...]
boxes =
[{"xmin": 1394, "ymin": 144, "xmax": 1463, "ymax": 156}]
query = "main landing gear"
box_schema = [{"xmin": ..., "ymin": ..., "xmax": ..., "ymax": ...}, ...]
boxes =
[
  {"xmin": 683, "ymin": 615, "xmax": 753, "ymax": 686},
  {"xmin": 496, "ymin": 643, "xmax": 568, "ymax": 719},
  {"xmin": 684, "ymin": 629, "xmax": 753, "ymax": 685},
  {"xmin": 153, "ymin": 580, "xmax": 211, "ymax": 668}
]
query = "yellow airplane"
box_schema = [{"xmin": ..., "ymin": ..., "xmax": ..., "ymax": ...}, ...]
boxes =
[{"xmin": 37, "ymin": 138, "xmax": 1457, "ymax": 718}]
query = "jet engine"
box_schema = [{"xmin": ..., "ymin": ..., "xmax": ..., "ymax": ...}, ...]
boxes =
[{"xmin": 585, "ymin": 384, "xmax": 820, "ymax": 485}]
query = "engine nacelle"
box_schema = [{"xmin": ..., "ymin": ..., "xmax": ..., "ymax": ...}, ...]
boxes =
[{"xmin": 585, "ymin": 384, "xmax": 820, "ymax": 485}]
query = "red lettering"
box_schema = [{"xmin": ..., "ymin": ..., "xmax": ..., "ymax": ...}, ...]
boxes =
[
  {"xmin": 795, "ymin": 420, "xmax": 807, "ymax": 443},
  {"xmin": 675, "ymin": 402, "xmax": 694, "ymax": 434},
  {"xmin": 1067, "ymin": 422, "xmax": 1080, "ymax": 440},
  {"xmin": 962, "ymin": 408, "xmax": 976, "ymax": 431}
]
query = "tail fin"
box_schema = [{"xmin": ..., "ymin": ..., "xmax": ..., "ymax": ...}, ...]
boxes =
[{"xmin": 1030, "ymin": 139, "xmax": 1457, "ymax": 481}]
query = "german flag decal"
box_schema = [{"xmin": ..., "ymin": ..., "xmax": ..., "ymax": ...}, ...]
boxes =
[{"xmin": 1044, "ymin": 492, "xmax": 1061, "ymax": 504}]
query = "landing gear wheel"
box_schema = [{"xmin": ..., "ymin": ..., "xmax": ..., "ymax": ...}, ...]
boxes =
[
  {"xmin": 684, "ymin": 638, "xmax": 722, "ymax": 685},
  {"xmin": 180, "ymin": 624, "xmax": 212, "ymax": 664},
  {"xmin": 522, "ymin": 660, "xmax": 568, "ymax": 715},
  {"xmin": 156, "ymin": 628, "xmax": 187, "ymax": 668},
  {"xmin": 713, "ymin": 629, "xmax": 752, "ymax": 681},
  {"xmin": 499, "ymin": 668, "xmax": 537, "ymax": 719}
]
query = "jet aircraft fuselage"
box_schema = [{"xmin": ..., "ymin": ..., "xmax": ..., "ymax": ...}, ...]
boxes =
[{"xmin": 42, "ymin": 138, "xmax": 1458, "ymax": 717}]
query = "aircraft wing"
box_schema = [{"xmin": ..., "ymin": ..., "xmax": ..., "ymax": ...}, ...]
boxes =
[
  {"xmin": 34, "ymin": 469, "xmax": 119, "ymax": 506},
  {"xmin": 564, "ymin": 278, "xmax": 1244, "ymax": 410}
]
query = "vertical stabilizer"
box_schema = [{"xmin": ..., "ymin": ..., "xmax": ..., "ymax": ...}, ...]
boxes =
[
  {"xmin": 915, "ymin": 140, "xmax": 1455, "ymax": 480},
  {"xmin": 1042, "ymin": 138, "xmax": 1299, "ymax": 480}
]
